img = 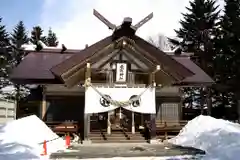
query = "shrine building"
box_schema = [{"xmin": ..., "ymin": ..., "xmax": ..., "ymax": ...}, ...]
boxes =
[{"xmin": 10, "ymin": 10, "xmax": 213, "ymax": 143}]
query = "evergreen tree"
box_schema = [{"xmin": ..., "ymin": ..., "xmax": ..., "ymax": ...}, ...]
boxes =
[
  {"xmin": 30, "ymin": 26, "xmax": 47, "ymax": 51},
  {"xmin": 9, "ymin": 21, "xmax": 30, "ymax": 99},
  {"xmin": 0, "ymin": 17, "xmax": 10, "ymax": 92},
  {"xmin": 214, "ymin": 0, "xmax": 240, "ymax": 120},
  {"xmin": 46, "ymin": 28, "xmax": 58, "ymax": 47},
  {"xmin": 0, "ymin": 18, "xmax": 9, "ymax": 47},
  {"xmin": 11, "ymin": 21, "xmax": 28, "ymax": 48},
  {"xmin": 7, "ymin": 21, "xmax": 30, "ymax": 112},
  {"xmin": 169, "ymin": 0, "xmax": 220, "ymax": 114},
  {"xmin": 170, "ymin": 0, "xmax": 219, "ymax": 72},
  {"xmin": 11, "ymin": 21, "xmax": 28, "ymax": 64}
]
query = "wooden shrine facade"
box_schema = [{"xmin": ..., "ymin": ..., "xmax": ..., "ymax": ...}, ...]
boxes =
[{"xmin": 10, "ymin": 10, "xmax": 214, "ymax": 141}]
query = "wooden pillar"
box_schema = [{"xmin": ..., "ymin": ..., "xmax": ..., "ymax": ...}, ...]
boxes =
[
  {"xmin": 179, "ymin": 87, "xmax": 183, "ymax": 121},
  {"xmin": 200, "ymin": 87, "xmax": 204, "ymax": 115},
  {"xmin": 206, "ymin": 86, "xmax": 212, "ymax": 116},
  {"xmin": 41, "ymin": 86, "xmax": 47, "ymax": 120},
  {"xmin": 236, "ymin": 92, "xmax": 240, "ymax": 123},
  {"xmin": 141, "ymin": 114, "xmax": 144, "ymax": 126},
  {"xmin": 107, "ymin": 111, "xmax": 111, "ymax": 134},
  {"xmin": 149, "ymin": 73, "xmax": 157, "ymax": 142},
  {"xmin": 15, "ymin": 85, "xmax": 20, "ymax": 119},
  {"xmin": 132, "ymin": 111, "xmax": 135, "ymax": 134},
  {"xmin": 84, "ymin": 63, "xmax": 91, "ymax": 140}
]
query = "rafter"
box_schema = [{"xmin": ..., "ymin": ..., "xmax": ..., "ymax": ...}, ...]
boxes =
[
  {"xmin": 61, "ymin": 42, "xmax": 115, "ymax": 81},
  {"xmin": 121, "ymin": 50, "xmax": 148, "ymax": 71},
  {"xmin": 97, "ymin": 50, "xmax": 120, "ymax": 69}
]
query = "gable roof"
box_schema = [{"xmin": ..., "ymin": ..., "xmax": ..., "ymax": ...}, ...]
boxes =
[
  {"xmin": 10, "ymin": 51, "xmax": 213, "ymax": 86},
  {"xmin": 50, "ymin": 35, "xmax": 194, "ymax": 85}
]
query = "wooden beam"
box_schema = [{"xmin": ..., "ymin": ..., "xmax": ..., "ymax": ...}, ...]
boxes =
[
  {"xmin": 121, "ymin": 50, "xmax": 148, "ymax": 71},
  {"xmin": 132, "ymin": 42, "xmax": 184, "ymax": 81},
  {"xmin": 98, "ymin": 49, "xmax": 120, "ymax": 69},
  {"xmin": 124, "ymin": 47, "xmax": 155, "ymax": 70},
  {"xmin": 61, "ymin": 43, "xmax": 115, "ymax": 84},
  {"xmin": 148, "ymin": 72, "xmax": 155, "ymax": 85},
  {"xmin": 93, "ymin": 9, "xmax": 116, "ymax": 30},
  {"xmin": 64, "ymin": 68, "xmax": 85, "ymax": 88},
  {"xmin": 84, "ymin": 63, "xmax": 91, "ymax": 140},
  {"xmin": 41, "ymin": 86, "xmax": 47, "ymax": 120},
  {"xmin": 85, "ymin": 63, "xmax": 91, "ymax": 84}
]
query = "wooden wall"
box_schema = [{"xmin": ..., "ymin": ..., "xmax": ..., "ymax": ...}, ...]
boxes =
[
  {"xmin": 155, "ymin": 86, "xmax": 182, "ymax": 124},
  {"xmin": 45, "ymin": 96, "xmax": 84, "ymax": 122}
]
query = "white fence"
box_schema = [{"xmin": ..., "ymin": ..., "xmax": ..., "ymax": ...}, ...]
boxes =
[{"xmin": 0, "ymin": 98, "xmax": 15, "ymax": 124}]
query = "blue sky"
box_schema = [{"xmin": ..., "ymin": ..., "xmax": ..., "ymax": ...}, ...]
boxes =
[
  {"xmin": 0, "ymin": 0, "xmax": 224, "ymax": 49},
  {"xmin": 0, "ymin": 0, "xmax": 43, "ymax": 31}
]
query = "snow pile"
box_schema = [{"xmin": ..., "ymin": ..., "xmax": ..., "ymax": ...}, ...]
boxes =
[
  {"xmin": 168, "ymin": 115, "xmax": 240, "ymax": 160},
  {"xmin": 0, "ymin": 115, "xmax": 65, "ymax": 159}
]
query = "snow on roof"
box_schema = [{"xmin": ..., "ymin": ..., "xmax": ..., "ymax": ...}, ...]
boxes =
[
  {"xmin": 21, "ymin": 41, "xmax": 61, "ymax": 51},
  {"xmin": 0, "ymin": 85, "xmax": 15, "ymax": 95}
]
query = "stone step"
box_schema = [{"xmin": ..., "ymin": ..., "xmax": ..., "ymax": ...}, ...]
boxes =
[
  {"xmin": 89, "ymin": 132, "xmax": 142, "ymax": 135},
  {"xmin": 90, "ymin": 136, "xmax": 145, "ymax": 140},
  {"xmin": 89, "ymin": 131, "xmax": 146, "ymax": 143},
  {"xmin": 92, "ymin": 139, "xmax": 147, "ymax": 143},
  {"xmin": 89, "ymin": 134, "xmax": 143, "ymax": 138},
  {"xmin": 89, "ymin": 136, "xmax": 144, "ymax": 139}
]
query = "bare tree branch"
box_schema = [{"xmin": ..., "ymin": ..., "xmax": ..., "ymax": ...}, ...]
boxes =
[{"xmin": 148, "ymin": 34, "xmax": 174, "ymax": 51}]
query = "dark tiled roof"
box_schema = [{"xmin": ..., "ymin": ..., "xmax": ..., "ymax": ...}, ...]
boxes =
[
  {"xmin": 10, "ymin": 53, "xmax": 72, "ymax": 80},
  {"xmin": 173, "ymin": 56, "xmax": 214, "ymax": 85},
  {"xmin": 50, "ymin": 36, "xmax": 113, "ymax": 75},
  {"xmin": 10, "ymin": 52, "xmax": 214, "ymax": 85}
]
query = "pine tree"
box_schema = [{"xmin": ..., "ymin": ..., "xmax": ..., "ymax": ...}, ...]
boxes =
[
  {"xmin": 30, "ymin": 26, "xmax": 47, "ymax": 51},
  {"xmin": 170, "ymin": 0, "xmax": 219, "ymax": 71},
  {"xmin": 47, "ymin": 28, "xmax": 58, "ymax": 47},
  {"xmin": 9, "ymin": 21, "xmax": 30, "ymax": 110},
  {"xmin": 0, "ymin": 18, "xmax": 9, "ymax": 47},
  {"xmin": 0, "ymin": 17, "xmax": 10, "ymax": 92},
  {"xmin": 214, "ymin": 0, "xmax": 240, "ymax": 120},
  {"xmin": 169, "ymin": 0, "xmax": 220, "ymax": 114},
  {"xmin": 220, "ymin": 0, "xmax": 240, "ymax": 89},
  {"xmin": 11, "ymin": 21, "xmax": 28, "ymax": 64}
]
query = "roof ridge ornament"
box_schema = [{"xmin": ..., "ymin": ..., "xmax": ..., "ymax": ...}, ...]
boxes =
[
  {"xmin": 114, "ymin": 37, "xmax": 135, "ymax": 49},
  {"xmin": 93, "ymin": 9, "xmax": 153, "ymax": 33}
]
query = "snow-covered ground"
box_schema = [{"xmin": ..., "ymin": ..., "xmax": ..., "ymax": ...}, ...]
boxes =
[
  {"xmin": 0, "ymin": 114, "xmax": 239, "ymax": 159},
  {"xmin": 0, "ymin": 115, "xmax": 65, "ymax": 160},
  {"xmin": 169, "ymin": 115, "xmax": 240, "ymax": 160}
]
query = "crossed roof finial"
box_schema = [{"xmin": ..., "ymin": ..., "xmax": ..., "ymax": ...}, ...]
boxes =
[{"xmin": 93, "ymin": 9, "xmax": 153, "ymax": 32}]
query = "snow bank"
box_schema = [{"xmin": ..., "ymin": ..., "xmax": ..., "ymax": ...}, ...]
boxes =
[
  {"xmin": 168, "ymin": 115, "xmax": 240, "ymax": 160},
  {"xmin": 0, "ymin": 115, "xmax": 65, "ymax": 159}
]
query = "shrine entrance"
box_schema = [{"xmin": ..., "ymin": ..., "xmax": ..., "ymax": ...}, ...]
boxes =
[
  {"xmin": 90, "ymin": 107, "xmax": 149, "ymax": 134},
  {"xmin": 90, "ymin": 108, "xmax": 132, "ymax": 133},
  {"xmin": 110, "ymin": 107, "xmax": 131, "ymax": 131}
]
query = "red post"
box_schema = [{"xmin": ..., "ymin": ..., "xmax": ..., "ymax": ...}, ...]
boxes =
[
  {"xmin": 41, "ymin": 140, "xmax": 47, "ymax": 156},
  {"xmin": 65, "ymin": 133, "xmax": 71, "ymax": 148}
]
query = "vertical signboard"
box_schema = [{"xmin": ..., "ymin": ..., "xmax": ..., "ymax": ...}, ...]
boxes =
[{"xmin": 116, "ymin": 63, "xmax": 127, "ymax": 82}]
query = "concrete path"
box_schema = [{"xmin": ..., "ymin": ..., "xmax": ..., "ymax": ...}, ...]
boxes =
[{"xmin": 50, "ymin": 143, "xmax": 204, "ymax": 159}]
